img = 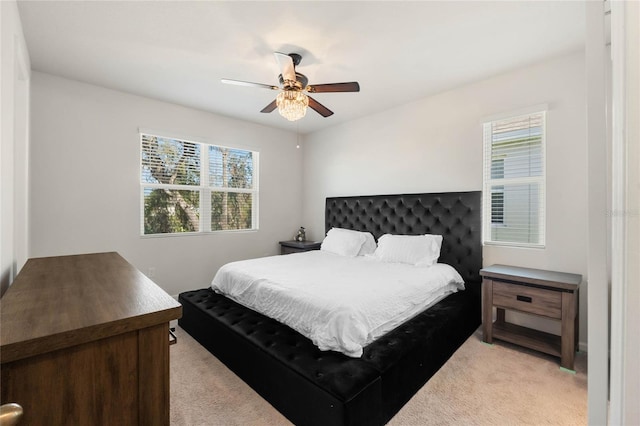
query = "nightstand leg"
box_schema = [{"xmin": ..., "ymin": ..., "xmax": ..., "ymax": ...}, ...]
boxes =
[
  {"xmin": 482, "ymin": 279, "xmax": 494, "ymax": 344},
  {"xmin": 574, "ymin": 289, "xmax": 580, "ymax": 351},
  {"xmin": 560, "ymin": 291, "xmax": 577, "ymax": 370}
]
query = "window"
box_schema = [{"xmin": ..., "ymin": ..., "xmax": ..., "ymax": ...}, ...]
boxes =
[
  {"xmin": 490, "ymin": 159, "xmax": 505, "ymax": 224},
  {"xmin": 140, "ymin": 133, "xmax": 258, "ymax": 235},
  {"xmin": 482, "ymin": 111, "xmax": 545, "ymax": 247},
  {"xmin": 491, "ymin": 191, "xmax": 505, "ymax": 224}
]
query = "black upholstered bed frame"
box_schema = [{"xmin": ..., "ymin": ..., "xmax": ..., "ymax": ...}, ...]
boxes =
[{"xmin": 179, "ymin": 191, "xmax": 482, "ymax": 425}]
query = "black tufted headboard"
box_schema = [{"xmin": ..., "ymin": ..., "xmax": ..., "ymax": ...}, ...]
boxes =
[{"xmin": 325, "ymin": 191, "xmax": 482, "ymax": 284}]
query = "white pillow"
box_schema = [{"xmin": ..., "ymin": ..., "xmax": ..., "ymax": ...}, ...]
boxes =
[
  {"xmin": 321, "ymin": 228, "xmax": 367, "ymax": 257},
  {"xmin": 373, "ymin": 234, "xmax": 443, "ymax": 266},
  {"xmin": 329, "ymin": 228, "xmax": 377, "ymax": 256}
]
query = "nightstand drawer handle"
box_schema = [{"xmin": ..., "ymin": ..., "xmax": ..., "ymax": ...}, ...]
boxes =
[{"xmin": 516, "ymin": 295, "xmax": 532, "ymax": 303}]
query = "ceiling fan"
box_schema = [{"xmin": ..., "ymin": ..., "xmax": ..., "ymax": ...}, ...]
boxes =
[{"xmin": 221, "ymin": 52, "xmax": 360, "ymax": 121}]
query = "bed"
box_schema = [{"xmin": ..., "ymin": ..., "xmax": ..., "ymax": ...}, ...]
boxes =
[{"xmin": 179, "ymin": 191, "xmax": 482, "ymax": 426}]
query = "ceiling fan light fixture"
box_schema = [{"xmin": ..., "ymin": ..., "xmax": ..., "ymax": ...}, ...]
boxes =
[{"xmin": 276, "ymin": 90, "xmax": 309, "ymax": 121}]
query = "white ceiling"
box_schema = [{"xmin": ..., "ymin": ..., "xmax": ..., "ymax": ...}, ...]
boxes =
[{"xmin": 17, "ymin": 1, "xmax": 585, "ymax": 134}]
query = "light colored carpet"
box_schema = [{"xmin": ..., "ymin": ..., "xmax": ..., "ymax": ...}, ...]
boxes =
[{"xmin": 170, "ymin": 326, "xmax": 587, "ymax": 425}]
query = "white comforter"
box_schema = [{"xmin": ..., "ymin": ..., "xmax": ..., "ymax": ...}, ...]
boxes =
[{"xmin": 211, "ymin": 250, "xmax": 465, "ymax": 357}]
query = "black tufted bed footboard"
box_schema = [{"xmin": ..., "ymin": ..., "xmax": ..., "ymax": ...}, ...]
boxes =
[{"xmin": 179, "ymin": 191, "xmax": 482, "ymax": 425}]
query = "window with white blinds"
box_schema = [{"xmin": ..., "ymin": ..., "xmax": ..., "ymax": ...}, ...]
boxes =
[
  {"xmin": 140, "ymin": 133, "xmax": 258, "ymax": 235},
  {"xmin": 482, "ymin": 111, "xmax": 545, "ymax": 247}
]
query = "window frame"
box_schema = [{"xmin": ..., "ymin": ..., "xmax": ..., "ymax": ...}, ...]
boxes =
[
  {"xmin": 482, "ymin": 109, "xmax": 546, "ymax": 248},
  {"xmin": 139, "ymin": 131, "xmax": 259, "ymax": 237}
]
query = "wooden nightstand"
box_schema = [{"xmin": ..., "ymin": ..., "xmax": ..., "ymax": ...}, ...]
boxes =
[
  {"xmin": 480, "ymin": 264, "xmax": 581, "ymax": 371},
  {"xmin": 279, "ymin": 240, "xmax": 322, "ymax": 255}
]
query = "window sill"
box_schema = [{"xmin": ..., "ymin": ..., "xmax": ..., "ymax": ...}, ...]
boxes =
[
  {"xmin": 483, "ymin": 241, "xmax": 545, "ymax": 249},
  {"xmin": 140, "ymin": 229, "xmax": 259, "ymax": 239}
]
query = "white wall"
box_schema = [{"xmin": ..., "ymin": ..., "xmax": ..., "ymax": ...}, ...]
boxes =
[
  {"xmin": 0, "ymin": 0, "xmax": 31, "ymax": 296},
  {"xmin": 302, "ymin": 52, "xmax": 588, "ymax": 347},
  {"xmin": 609, "ymin": 1, "xmax": 640, "ymax": 423},
  {"xmin": 29, "ymin": 72, "xmax": 302, "ymax": 296},
  {"xmin": 585, "ymin": 2, "xmax": 610, "ymax": 422}
]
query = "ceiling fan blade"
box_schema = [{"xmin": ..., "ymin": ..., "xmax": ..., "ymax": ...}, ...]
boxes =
[
  {"xmin": 260, "ymin": 99, "xmax": 278, "ymax": 113},
  {"xmin": 306, "ymin": 82, "xmax": 360, "ymax": 93},
  {"xmin": 221, "ymin": 79, "xmax": 279, "ymax": 90},
  {"xmin": 274, "ymin": 52, "xmax": 296, "ymax": 82},
  {"xmin": 308, "ymin": 96, "xmax": 334, "ymax": 117}
]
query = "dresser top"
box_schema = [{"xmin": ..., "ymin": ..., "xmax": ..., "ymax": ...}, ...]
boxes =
[
  {"xmin": 480, "ymin": 264, "xmax": 582, "ymax": 290},
  {"xmin": 1, "ymin": 252, "xmax": 182, "ymax": 363}
]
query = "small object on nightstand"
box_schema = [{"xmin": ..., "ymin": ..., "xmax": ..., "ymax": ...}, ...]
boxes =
[
  {"xmin": 480, "ymin": 264, "xmax": 581, "ymax": 371},
  {"xmin": 279, "ymin": 240, "xmax": 321, "ymax": 255},
  {"xmin": 295, "ymin": 227, "xmax": 306, "ymax": 242}
]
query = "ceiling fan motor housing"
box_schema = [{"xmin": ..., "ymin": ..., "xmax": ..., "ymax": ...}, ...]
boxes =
[
  {"xmin": 288, "ymin": 53, "xmax": 302, "ymax": 66},
  {"xmin": 278, "ymin": 72, "xmax": 308, "ymax": 91}
]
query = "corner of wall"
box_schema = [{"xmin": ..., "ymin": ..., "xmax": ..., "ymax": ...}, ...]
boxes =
[{"xmin": 1, "ymin": 0, "xmax": 32, "ymax": 295}]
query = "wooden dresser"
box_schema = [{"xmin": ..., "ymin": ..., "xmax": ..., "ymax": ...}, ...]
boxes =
[{"xmin": 0, "ymin": 252, "xmax": 182, "ymax": 425}]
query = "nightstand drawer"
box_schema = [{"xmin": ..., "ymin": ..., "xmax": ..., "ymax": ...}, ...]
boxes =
[{"xmin": 493, "ymin": 281, "xmax": 562, "ymax": 319}]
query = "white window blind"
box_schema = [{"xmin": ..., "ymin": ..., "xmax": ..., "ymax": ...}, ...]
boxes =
[
  {"xmin": 208, "ymin": 145, "xmax": 256, "ymax": 231},
  {"xmin": 140, "ymin": 133, "xmax": 258, "ymax": 235},
  {"xmin": 482, "ymin": 111, "xmax": 545, "ymax": 247}
]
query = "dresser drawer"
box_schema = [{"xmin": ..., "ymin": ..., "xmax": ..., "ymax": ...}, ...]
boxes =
[{"xmin": 492, "ymin": 281, "xmax": 562, "ymax": 319}]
